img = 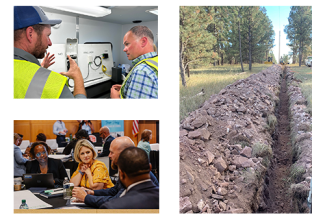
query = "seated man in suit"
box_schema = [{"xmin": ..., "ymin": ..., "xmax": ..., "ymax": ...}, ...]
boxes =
[
  {"xmin": 100, "ymin": 147, "xmax": 159, "ymax": 209},
  {"xmin": 72, "ymin": 136, "xmax": 158, "ymax": 207}
]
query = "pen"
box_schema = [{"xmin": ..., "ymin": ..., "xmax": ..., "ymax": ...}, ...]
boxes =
[{"xmin": 44, "ymin": 188, "xmax": 63, "ymax": 194}]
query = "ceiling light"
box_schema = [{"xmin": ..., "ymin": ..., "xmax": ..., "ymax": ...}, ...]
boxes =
[
  {"xmin": 44, "ymin": 6, "xmax": 111, "ymax": 17},
  {"xmin": 146, "ymin": 8, "xmax": 158, "ymax": 16}
]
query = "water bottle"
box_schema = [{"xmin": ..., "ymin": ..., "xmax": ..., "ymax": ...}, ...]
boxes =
[
  {"xmin": 122, "ymin": 67, "xmax": 126, "ymax": 76},
  {"xmin": 63, "ymin": 177, "xmax": 70, "ymax": 200},
  {"xmin": 19, "ymin": 199, "xmax": 28, "ymax": 209},
  {"xmin": 69, "ymin": 133, "xmax": 73, "ymax": 142}
]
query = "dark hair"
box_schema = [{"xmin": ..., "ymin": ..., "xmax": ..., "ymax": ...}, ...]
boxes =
[
  {"xmin": 129, "ymin": 26, "xmax": 154, "ymax": 42},
  {"xmin": 75, "ymin": 129, "xmax": 89, "ymax": 140},
  {"xmin": 141, "ymin": 129, "xmax": 152, "ymax": 142},
  {"xmin": 36, "ymin": 133, "xmax": 46, "ymax": 142},
  {"xmin": 117, "ymin": 147, "xmax": 150, "ymax": 177},
  {"xmin": 29, "ymin": 141, "xmax": 51, "ymax": 159},
  {"xmin": 14, "ymin": 24, "xmax": 46, "ymax": 42}
]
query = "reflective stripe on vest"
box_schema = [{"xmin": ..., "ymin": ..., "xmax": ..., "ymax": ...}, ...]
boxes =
[
  {"xmin": 14, "ymin": 59, "xmax": 67, "ymax": 99},
  {"xmin": 120, "ymin": 56, "xmax": 158, "ymax": 99}
]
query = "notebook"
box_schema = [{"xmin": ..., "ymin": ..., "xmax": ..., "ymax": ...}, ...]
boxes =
[{"xmin": 23, "ymin": 173, "xmax": 55, "ymax": 189}]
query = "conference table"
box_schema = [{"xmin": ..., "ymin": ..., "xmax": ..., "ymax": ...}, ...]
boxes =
[{"xmin": 14, "ymin": 188, "xmax": 158, "ymax": 213}]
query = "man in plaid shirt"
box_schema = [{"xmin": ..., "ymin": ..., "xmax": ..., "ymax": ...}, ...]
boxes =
[{"xmin": 111, "ymin": 26, "xmax": 158, "ymax": 99}]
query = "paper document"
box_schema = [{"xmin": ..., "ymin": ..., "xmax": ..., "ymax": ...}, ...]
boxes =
[
  {"xmin": 70, "ymin": 198, "xmax": 87, "ymax": 206},
  {"xmin": 14, "ymin": 190, "xmax": 52, "ymax": 209}
]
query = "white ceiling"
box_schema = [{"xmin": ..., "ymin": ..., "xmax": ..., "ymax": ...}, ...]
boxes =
[{"xmin": 41, "ymin": 6, "xmax": 158, "ymax": 24}]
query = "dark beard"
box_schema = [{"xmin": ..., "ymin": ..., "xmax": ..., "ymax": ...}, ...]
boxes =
[{"xmin": 33, "ymin": 37, "xmax": 46, "ymax": 59}]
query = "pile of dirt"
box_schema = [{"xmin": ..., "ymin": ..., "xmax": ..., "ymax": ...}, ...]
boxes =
[
  {"xmin": 285, "ymin": 66, "xmax": 312, "ymax": 213},
  {"xmin": 179, "ymin": 65, "xmax": 283, "ymax": 213}
]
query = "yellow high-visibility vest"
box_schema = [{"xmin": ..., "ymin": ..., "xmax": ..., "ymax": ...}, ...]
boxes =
[
  {"xmin": 14, "ymin": 59, "xmax": 67, "ymax": 99},
  {"xmin": 120, "ymin": 56, "xmax": 158, "ymax": 99}
]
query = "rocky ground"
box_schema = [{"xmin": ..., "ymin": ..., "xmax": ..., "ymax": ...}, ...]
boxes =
[
  {"xmin": 285, "ymin": 66, "xmax": 312, "ymax": 213},
  {"xmin": 179, "ymin": 65, "xmax": 312, "ymax": 213}
]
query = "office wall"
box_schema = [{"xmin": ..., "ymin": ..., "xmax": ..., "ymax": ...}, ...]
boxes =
[
  {"xmin": 44, "ymin": 11, "xmax": 123, "ymax": 66},
  {"xmin": 43, "ymin": 10, "xmax": 158, "ymax": 68},
  {"xmin": 124, "ymin": 120, "xmax": 158, "ymax": 145},
  {"xmin": 14, "ymin": 120, "xmax": 101, "ymax": 142},
  {"xmin": 14, "ymin": 120, "xmax": 159, "ymax": 145}
]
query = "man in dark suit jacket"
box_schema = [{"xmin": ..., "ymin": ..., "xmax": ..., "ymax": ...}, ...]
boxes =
[
  {"xmin": 99, "ymin": 147, "xmax": 159, "ymax": 209},
  {"xmin": 71, "ymin": 136, "xmax": 159, "ymax": 208}
]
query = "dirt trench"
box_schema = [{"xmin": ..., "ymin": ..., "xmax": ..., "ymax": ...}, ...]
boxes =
[
  {"xmin": 261, "ymin": 69, "xmax": 295, "ymax": 213},
  {"xmin": 179, "ymin": 65, "xmax": 311, "ymax": 214}
]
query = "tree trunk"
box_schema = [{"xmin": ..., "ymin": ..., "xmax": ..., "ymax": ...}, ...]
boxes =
[
  {"xmin": 238, "ymin": 11, "xmax": 244, "ymax": 72},
  {"xmin": 248, "ymin": 15, "xmax": 252, "ymax": 71},
  {"xmin": 221, "ymin": 44, "xmax": 224, "ymax": 65},
  {"xmin": 299, "ymin": 39, "xmax": 302, "ymax": 67},
  {"xmin": 179, "ymin": 41, "xmax": 187, "ymax": 87}
]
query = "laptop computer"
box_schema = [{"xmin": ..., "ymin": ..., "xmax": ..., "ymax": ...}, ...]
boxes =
[{"xmin": 23, "ymin": 173, "xmax": 55, "ymax": 189}]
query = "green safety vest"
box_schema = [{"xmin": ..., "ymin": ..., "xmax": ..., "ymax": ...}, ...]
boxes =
[
  {"xmin": 14, "ymin": 59, "xmax": 68, "ymax": 99},
  {"xmin": 120, "ymin": 56, "xmax": 158, "ymax": 99}
]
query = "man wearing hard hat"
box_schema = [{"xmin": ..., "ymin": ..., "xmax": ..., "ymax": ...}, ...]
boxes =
[{"xmin": 14, "ymin": 6, "xmax": 86, "ymax": 99}]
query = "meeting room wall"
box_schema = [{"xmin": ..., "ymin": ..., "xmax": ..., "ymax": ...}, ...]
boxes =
[
  {"xmin": 14, "ymin": 120, "xmax": 159, "ymax": 144},
  {"xmin": 13, "ymin": 120, "xmax": 102, "ymax": 142},
  {"xmin": 124, "ymin": 120, "xmax": 159, "ymax": 145}
]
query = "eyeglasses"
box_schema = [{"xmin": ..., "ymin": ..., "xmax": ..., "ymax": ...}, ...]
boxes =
[{"xmin": 35, "ymin": 151, "xmax": 47, "ymax": 157}]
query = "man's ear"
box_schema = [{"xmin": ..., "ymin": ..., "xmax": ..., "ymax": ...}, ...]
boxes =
[
  {"xmin": 139, "ymin": 36, "xmax": 148, "ymax": 48},
  {"xmin": 25, "ymin": 26, "xmax": 35, "ymax": 43},
  {"xmin": 149, "ymin": 163, "xmax": 152, "ymax": 172},
  {"xmin": 119, "ymin": 169, "xmax": 126, "ymax": 180}
]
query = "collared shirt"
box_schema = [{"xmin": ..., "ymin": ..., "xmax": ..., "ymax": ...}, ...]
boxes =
[
  {"xmin": 14, "ymin": 47, "xmax": 41, "ymax": 65},
  {"xmin": 14, "ymin": 47, "xmax": 86, "ymax": 99},
  {"xmin": 119, "ymin": 179, "xmax": 151, "ymax": 197},
  {"xmin": 102, "ymin": 135, "xmax": 110, "ymax": 146},
  {"xmin": 123, "ymin": 52, "xmax": 158, "ymax": 99},
  {"xmin": 53, "ymin": 120, "xmax": 67, "ymax": 136}
]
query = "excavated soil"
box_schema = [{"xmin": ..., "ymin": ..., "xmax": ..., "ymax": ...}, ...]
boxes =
[
  {"xmin": 179, "ymin": 65, "xmax": 312, "ymax": 214},
  {"xmin": 261, "ymin": 71, "xmax": 295, "ymax": 213}
]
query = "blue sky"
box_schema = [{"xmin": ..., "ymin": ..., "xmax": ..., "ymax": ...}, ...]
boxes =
[{"xmin": 263, "ymin": 6, "xmax": 292, "ymax": 62}]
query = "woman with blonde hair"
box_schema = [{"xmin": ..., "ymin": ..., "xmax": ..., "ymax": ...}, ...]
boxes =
[
  {"xmin": 70, "ymin": 139, "xmax": 114, "ymax": 190},
  {"xmin": 137, "ymin": 129, "xmax": 152, "ymax": 158}
]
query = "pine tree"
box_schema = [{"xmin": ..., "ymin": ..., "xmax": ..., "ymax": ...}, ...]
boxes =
[
  {"xmin": 284, "ymin": 6, "xmax": 312, "ymax": 66},
  {"xmin": 179, "ymin": 6, "xmax": 216, "ymax": 87}
]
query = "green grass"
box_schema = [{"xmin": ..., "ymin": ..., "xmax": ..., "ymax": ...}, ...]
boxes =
[
  {"xmin": 287, "ymin": 64, "xmax": 312, "ymax": 114},
  {"xmin": 285, "ymin": 163, "xmax": 306, "ymax": 184},
  {"xmin": 180, "ymin": 63, "xmax": 273, "ymax": 122},
  {"xmin": 267, "ymin": 114, "xmax": 277, "ymax": 132},
  {"xmin": 252, "ymin": 142, "xmax": 273, "ymax": 167}
]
